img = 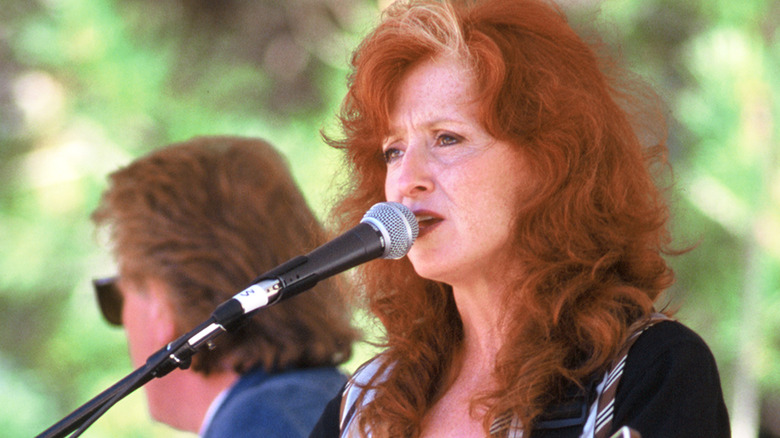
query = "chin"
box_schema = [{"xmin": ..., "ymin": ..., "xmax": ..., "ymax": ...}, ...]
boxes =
[
  {"xmin": 409, "ymin": 259, "xmax": 449, "ymax": 284},
  {"xmin": 145, "ymin": 386, "xmax": 176, "ymax": 427}
]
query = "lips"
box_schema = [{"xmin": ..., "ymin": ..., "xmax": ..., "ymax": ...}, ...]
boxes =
[{"xmin": 413, "ymin": 209, "xmax": 443, "ymax": 237}]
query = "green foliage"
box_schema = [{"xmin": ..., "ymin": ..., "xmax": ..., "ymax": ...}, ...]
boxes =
[{"xmin": 0, "ymin": 0, "xmax": 375, "ymax": 436}]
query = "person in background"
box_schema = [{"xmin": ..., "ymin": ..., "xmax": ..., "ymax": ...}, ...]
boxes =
[
  {"xmin": 92, "ymin": 136, "xmax": 358, "ymax": 437},
  {"xmin": 310, "ymin": 0, "xmax": 729, "ymax": 437}
]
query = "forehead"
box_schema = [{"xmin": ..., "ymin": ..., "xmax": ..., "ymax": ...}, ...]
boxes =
[
  {"xmin": 389, "ymin": 56, "xmax": 478, "ymax": 124},
  {"xmin": 116, "ymin": 273, "xmax": 153, "ymax": 297},
  {"xmin": 400, "ymin": 56, "xmax": 473, "ymax": 99}
]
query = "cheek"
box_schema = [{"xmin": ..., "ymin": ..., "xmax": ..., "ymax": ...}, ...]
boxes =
[
  {"xmin": 121, "ymin": 297, "xmax": 134, "ymax": 330},
  {"xmin": 121, "ymin": 295, "xmax": 151, "ymax": 366},
  {"xmin": 445, "ymin": 168, "xmax": 488, "ymax": 208},
  {"xmin": 384, "ymin": 169, "xmax": 398, "ymax": 202}
]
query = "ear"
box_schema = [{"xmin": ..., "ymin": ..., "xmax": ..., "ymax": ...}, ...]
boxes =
[{"xmin": 145, "ymin": 279, "xmax": 178, "ymax": 345}]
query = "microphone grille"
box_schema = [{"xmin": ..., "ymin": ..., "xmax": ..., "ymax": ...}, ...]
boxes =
[{"xmin": 361, "ymin": 202, "xmax": 419, "ymax": 259}]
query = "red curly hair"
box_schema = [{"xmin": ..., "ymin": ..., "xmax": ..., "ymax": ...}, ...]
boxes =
[{"xmin": 326, "ymin": 0, "xmax": 675, "ymax": 435}]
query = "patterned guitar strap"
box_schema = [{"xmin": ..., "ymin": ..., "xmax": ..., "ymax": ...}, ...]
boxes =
[
  {"xmin": 592, "ymin": 312, "xmax": 671, "ymax": 438},
  {"xmin": 489, "ymin": 312, "xmax": 671, "ymax": 438}
]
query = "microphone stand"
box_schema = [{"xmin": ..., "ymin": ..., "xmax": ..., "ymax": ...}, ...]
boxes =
[{"xmin": 36, "ymin": 318, "xmax": 227, "ymax": 438}]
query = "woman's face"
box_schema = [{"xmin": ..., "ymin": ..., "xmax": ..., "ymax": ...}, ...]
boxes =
[{"xmin": 383, "ymin": 56, "xmax": 533, "ymax": 290}]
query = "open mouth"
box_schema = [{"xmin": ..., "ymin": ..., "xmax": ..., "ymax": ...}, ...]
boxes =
[{"xmin": 414, "ymin": 213, "xmax": 443, "ymax": 236}]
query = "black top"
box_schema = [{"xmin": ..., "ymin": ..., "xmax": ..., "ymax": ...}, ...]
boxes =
[{"xmin": 309, "ymin": 321, "xmax": 730, "ymax": 438}]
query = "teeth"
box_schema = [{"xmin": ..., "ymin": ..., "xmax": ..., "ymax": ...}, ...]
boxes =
[{"xmin": 415, "ymin": 215, "xmax": 435, "ymax": 222}]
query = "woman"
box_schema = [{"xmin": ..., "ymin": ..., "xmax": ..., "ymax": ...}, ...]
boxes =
[{"xmin": 312, "ymin": 0, "xmax": 729, "ymax": 437}]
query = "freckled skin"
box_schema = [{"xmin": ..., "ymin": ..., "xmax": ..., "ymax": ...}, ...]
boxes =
[{"xmin": 383, "ymin": 56, "xmax": 532, "ymax": 293}]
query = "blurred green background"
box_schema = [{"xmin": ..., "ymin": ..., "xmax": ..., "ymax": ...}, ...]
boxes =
[{"xmin": 0, "ymin": 0, "xmax": 777, "ymax": 437}]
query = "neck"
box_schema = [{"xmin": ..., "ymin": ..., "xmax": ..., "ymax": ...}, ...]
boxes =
[
  {"xmin": 420, "ymin": 283, "xmax": 506, "ymax": 437},
  {"xmin": 147, "ymin": 367, "xmax": 239, "ymax": 433},
  {"xmin": 450, "ymin": 281, "xmax": 506, "ymax": 374}
]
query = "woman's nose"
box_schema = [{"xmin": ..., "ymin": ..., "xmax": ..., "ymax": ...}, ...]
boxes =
[{"xmin": 386, "ymin": 144, "xmax": 435, "ymax": 201}]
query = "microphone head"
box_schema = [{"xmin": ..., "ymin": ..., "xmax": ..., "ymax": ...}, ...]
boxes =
[{"xmin": 361, "ymin": 202, "xmax": 419, "ymax": 259}]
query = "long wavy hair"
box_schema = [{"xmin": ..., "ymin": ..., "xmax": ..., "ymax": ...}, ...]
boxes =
[
  {"xmin": 93, "ymin": 136, "xmax": 358, "ymax": 374},
  {"xmin": 327, "ymin": 0, "xmax": 676, "ymax": 435}
]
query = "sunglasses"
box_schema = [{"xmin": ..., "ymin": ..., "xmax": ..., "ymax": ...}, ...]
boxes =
[{"xmin": 93, "ymin": 276, "xmax": 123, "ymax": 326}]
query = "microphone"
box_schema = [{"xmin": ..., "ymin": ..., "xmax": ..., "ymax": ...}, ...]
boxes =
[{"xmin": 212, "ymin": 202, "xmax": 418, "ymax": 328}]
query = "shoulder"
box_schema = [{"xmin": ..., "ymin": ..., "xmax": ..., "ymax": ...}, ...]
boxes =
[
  {"xmin": 255, "ymin": 366, "xmax": 349, "ymax": 396},
  {"xmin": 613, "ymin": 320, "xmax": 730, "ymax": 437},
  {"xmin": 308, "ymin": 355, "xmax": 391, "ymax": 438},
  {"xmin": 206, "ymin": 366, "xmax": 348, "ymax": 438},
  {"xmin": 348, "ymin": 355, "xmax": 389, "ymax": 387},
  {"xmin": 626, "ymin": 319, "xmax": 713, "ymax": 363},
  {"xmin": 343, "ymin": 355, "xmax": 394, "ymax": 410},
  {"xmin": 619, "ymin": 319, "xmax": 727, "ymax": 399}
]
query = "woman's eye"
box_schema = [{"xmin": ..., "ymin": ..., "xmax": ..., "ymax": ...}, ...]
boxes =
[
  {"xmin": 383, "ymin": 147, "xmax": 403, "ymax": 164},
  {"xmin": 436, "ymin": 133, "xmax": 461, "ymax": 146}
]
